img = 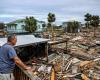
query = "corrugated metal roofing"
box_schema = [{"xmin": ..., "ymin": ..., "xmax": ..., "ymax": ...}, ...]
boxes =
[{"xmin": 0, "ymin": 35, "xmax": 49, "ymax": 47}]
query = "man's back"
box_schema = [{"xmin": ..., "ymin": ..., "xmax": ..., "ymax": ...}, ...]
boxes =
[{"xmin": 0, "ymin": 43, "xmax": 17, "ymax": 74}]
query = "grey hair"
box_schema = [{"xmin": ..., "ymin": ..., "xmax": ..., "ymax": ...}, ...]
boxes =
[{"xmin": 7, "ymin": 34, "xmax": 16, "ymax": 42}]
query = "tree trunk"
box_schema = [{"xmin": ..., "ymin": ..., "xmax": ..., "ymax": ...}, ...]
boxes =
[{"xmin": 93, "ymin": 27, "xmax": 95, "ymax": 37}]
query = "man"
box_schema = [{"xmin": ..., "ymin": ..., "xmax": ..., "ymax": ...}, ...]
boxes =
[{"xmin": 0, "ymin": 34, "xmax": 32, "ymax": 80}]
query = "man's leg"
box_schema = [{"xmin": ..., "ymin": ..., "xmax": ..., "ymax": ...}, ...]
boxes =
[
  {"xmin": 0, "ymin": 73, "xmax": 14, "ymax": 80},
  {"xmin": 0, "ymin": 74, "xmax": 9, "ymax": 80},
  {"xmin": 10, "ymin": 73, "xmax": 15, "ymax": 80},
  {"xmin": 0, "ymin": 74, "xmax": 4, "ymax": 80}
]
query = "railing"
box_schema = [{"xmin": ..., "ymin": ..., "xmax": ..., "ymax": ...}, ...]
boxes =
[
  {"xmin": 14, "ymin": 65, "xmax": 56, "ymax": 80},
  {"xmin": 14, "ymin": 66, "xmax": 31, "ymax": 80}
]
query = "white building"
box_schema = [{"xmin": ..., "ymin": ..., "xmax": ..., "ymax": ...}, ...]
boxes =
[
  {"xmin": 35, "ymin": 21, "xmax": 46, "ymax": 32},
  {"xmin": 6, "ymin": 19, "xmax": 46, "ymax": 33},
  {"xmin": 6, "ymin": 20, "xmax": 26, "ymax": 33}
]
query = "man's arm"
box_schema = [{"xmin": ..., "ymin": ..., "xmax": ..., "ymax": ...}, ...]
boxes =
[
  {"xmin": 13, "ymin": 56, "xmax": 31, "ymax": 70},
  {"xmin": 8, "ymin": 46, "xmax": 31, "ymax": 70}
]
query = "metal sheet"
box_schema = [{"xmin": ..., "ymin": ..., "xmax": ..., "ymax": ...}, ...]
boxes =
[{"xmin": 0, "ymin": 35, "xmax": 49, "ymax": 47}]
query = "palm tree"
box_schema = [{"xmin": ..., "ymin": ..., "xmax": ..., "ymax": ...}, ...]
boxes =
[
  {"xmin": 73, "ymin": 21, "xmax": 80, "ymax": 35},
  {"xmin": 67, "ymin": 22, "xmax": 72, "ymax": 33},
  {"xmin": 47, "ymin": 13, "xmax": 56, "ymax": 40},
  {"xmin": 67, "ymin": 21, "xmax": 80, "ymax": 35},
  {"xmin": 84, "ymin": 13, "xmax": 92, "ymax": 33},
  {"xmin": 24, "ymin": 16, "xmax": 37, "ymax": 33},
  {"xmin": 47, "ymin": 13, "xmax": 56, "ymax": 25},
  {"xmin": 90, "ymin": 15, "xmax": 99, "ymax": 37}
]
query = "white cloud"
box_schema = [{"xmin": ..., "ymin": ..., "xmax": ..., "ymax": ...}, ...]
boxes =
[{"xmin": 0, "ymin": 0, "xmax": 100, "ymax": 23}]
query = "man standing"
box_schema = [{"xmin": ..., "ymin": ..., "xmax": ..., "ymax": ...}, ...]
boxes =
[{"xmin": 0, "ymin": 34, "xmax": 32, "ymax": 80}]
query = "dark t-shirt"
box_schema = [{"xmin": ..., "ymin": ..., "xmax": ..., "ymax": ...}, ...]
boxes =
[{"xmin": 0, "ymin": 43, "xmax": 17, "ymax": 73}]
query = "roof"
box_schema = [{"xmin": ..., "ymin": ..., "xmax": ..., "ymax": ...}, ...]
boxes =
[
  {"xmin": 0, "ymin": 41, "xmax": 5, "ymax": 46},
  {"xmin": 0, "ymin": 35, "xmax": 49, "ymax": 47}
]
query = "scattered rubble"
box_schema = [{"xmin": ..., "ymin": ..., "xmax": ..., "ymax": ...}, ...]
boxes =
[{"xmin": 1, "ymin": 32, "xmax": 99, "ymax": 80}]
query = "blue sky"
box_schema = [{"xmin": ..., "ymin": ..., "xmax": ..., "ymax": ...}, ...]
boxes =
[{"xmin": 0, "ymin": 0, "xmax": 100, "ymax": 24}]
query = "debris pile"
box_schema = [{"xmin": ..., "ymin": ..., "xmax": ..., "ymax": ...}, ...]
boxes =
[{"xmin": 46, "ymin": 34, "xmax": 100, "ymax": 80}]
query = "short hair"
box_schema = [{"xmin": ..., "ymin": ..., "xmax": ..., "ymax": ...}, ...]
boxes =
[{"xmin": 7, "ymin": 34, "xmax": 16, "ymax": 42}]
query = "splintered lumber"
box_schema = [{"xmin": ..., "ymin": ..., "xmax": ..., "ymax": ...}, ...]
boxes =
[
  {"xmin": 69, "ymin": 50, "xmax": 96, "ymax": 60},
  {"xmin": 79, "ymin": 58, "xmax": 100, "ymax": 70},
  {"xmin": 48, "ymin": 39, "xmax": 69, "ymax": 45},
  {"xmin": 50, "ymin": 67, "xmax": 56, "ymax": 80},
  {"xmin": 79, "ymin": 58, "xmax": 100, "ymax": 80},
  {"xmin": 50, "ymin": 47, "xmax": 95, "ymax": 60},
  {"xmin": 81, "ymin": 74, "xmax": 89, "ymax": 80}
]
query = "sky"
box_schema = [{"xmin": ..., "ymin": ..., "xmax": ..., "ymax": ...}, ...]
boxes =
[{"xmin": 0, "ymin": 0, "xmax": 100, "ymax": 24}]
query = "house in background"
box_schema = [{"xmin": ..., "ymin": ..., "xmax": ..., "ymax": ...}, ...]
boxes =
[
  {"xmin": 36, "ymin": 21, "xmax": 46, "ymax": 32},
  {"xmin": 6, "ymin": 19, "xmax": 27, "ymax": 34},
  {"xmin": 62, "ymin": 21, "xmax": 82, "ymax": 33},
  {"xmin": 6, "ymin": 19, "xmax": 46, "ymax": 34},
  {"xmin": 62, "ymin": 22, "xmax": 68, "ymax": 28}
]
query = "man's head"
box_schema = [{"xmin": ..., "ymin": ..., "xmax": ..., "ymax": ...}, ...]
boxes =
[{"xmin": 7, "ymin": 34, "xmax": 17, "ymax": 46}]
